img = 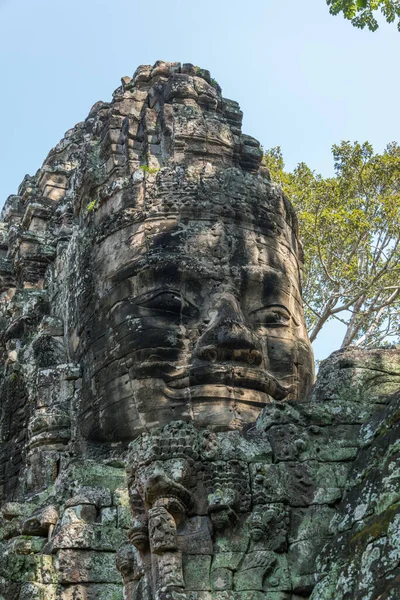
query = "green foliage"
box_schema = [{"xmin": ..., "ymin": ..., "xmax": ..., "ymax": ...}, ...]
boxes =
[
  {"xmin": 86, "ymin": 199, "xmax": 97, "ymax": 212},
  {"xmin": 84, "ymin": 141, "xmax": 103, "ymax": 215},
  {"xmin": 194, "ymin": 65, "xmax": 208, "ymax": 78},
  {"xmin": 327, "ymin": 0, "xmax": 400, "ymax": 31},
  {"xmin": 264, "ymin": 142, "xmax": 400, "ymax": 348},
  {"xmin": 139, "ymin": 165, "xmax": 159, "ymax": 174},
  {"xmin": 194, "ymin": 66, "xmax": 220, "ymax": 90}
]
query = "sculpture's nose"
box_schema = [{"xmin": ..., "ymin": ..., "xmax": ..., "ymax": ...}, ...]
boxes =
[{"xmin": 195, "ymin": 293, "xmax": 262, "ymax": 366}]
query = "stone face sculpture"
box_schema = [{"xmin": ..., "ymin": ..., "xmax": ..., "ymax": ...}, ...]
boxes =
[
  {"xmin": 1, "ymin": 62, "xmax": 400, "ymax": 600},
  {"xmin": 53, "ymin": 62, "xmax": 314, "ymax": 442}
]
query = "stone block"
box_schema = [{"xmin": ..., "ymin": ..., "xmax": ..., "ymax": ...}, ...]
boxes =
[
  {"xmin": 8, "ymin": 535, "xmax": 46, "ymax": 555},
  {"xmin": 18, "ymin": 583, "xmax": 58, "ymax": 600},
  {"xmin": 1, "ymin": 503, "xmax": 25, "ymax": 520},
  {"xmin": 289, "ymin": 506, "xmax": 336, "ymax": 543},
  {"xmin": 52, "ymin": 523, "xmax": 126, "ymax": 551},
  {"xmin": 210, "ymin": 567, "xmax": 233, "ymax": 591},
  {"xmin": 7, "ymin": 554, "xmax": 57, "ymax": 584},
  {"xmin": 66, "ymin": 468, "xmax": 123, "ymax": 496},
  {"xmin": 288, "ymin": 539, "xmax": 320, "ymax": 595},
  {"xmin": 56, "ymin": 550, "xmax": 121, "ymax": 584},
  {"xmin": 58, "ymin": 583, "xmax": 123, "ymax": 599},
  {"xmin": 183, "ymin": 555, "xmax": 212, "ymax": 591},
  {"xmin": 101, "ymin": 507, "xmax": 117, "ymax": 526},
  {"xmin": 234, "ymin": 552, "xmax": 290, "ymax": 592},
  {"xmin": 61, "ymin": 505, "xmax": 97, "ymax": 526},
  {"xmin": 113, "ymin": 488, "xmax": 129, "ymax": 507},
  {"xmin": 117, "ymin": 506, "xmax": 131, "ymax": 529},
  {"xmin": 211, "ymin": 552, "xmax": 245, "ymax": 572}
]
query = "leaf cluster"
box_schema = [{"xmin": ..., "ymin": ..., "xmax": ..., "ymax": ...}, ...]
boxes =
[
  {"xmin": 327, "ymin": 0, "xmax": 400, "ymax": 31},
  {"xmin": 264, "ymin": 141, "xmax": 400, "ymax": 348}
]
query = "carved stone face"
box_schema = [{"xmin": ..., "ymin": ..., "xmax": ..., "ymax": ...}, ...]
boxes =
[
  {"xmin": 208, "ymin": 488, "xmax": 239, "ymax": 531},
  {"xmin": 75, "ymin": 168, "xmax": 314, "ymax": 441}
]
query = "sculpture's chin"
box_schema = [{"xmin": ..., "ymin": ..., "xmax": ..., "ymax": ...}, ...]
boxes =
[{"xmin": 79, "ymin": 379, "xmax": 277, "ymax": 442}]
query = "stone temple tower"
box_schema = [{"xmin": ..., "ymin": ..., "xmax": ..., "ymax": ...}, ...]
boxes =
[{"xmin": 0, "ymin": 61, "xmax": 399, "ymax": 600}]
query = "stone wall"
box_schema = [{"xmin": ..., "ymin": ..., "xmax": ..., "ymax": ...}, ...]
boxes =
[{"xmin": 0, "ymin": 61, "xmax": 399, "ymax": 600}]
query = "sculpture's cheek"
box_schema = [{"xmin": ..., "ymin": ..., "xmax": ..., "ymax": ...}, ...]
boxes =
[
  {"xmin": 264, "ymin": 336, "xmax": 297, "ymax": 381},
  {"xmin": 263, "ymin": 335, "xmax": 314, "ymax": 400},
  {"xmin": 296, "ymin": 340, "xmax": 315, "ymax": 400}
]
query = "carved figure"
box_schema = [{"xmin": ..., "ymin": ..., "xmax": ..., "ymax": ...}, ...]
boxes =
[
  {"xmin": 60, "ymin": 61, "xmax": 315, "ymax": 442},
  {"xmin": 207, "ymin": 487, "xmax": 239, "ymax": 532},
  {"xmin": 116, "ymin": 543, "xmax": 152, "ymax": 600},
  {"xmin": 248, "ymin": 504, "xmax": 288, "ymax": 552},
  {"xmin": 2, "ymin": 61, "xmax": 342, "ymax": 600}
]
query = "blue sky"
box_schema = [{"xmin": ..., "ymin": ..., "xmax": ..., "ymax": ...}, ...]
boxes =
[{"xmin": 0, "ymin": 0, "xmax": 398, "ymax": 360}]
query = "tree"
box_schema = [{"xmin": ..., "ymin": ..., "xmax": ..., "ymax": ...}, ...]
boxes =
[
  {"xmin": 264, "ymin": 141, "xmax": 400, "ymax": 348},
  {"xmin": 327, "ymin": 0, "xmax": 400, "ymax": 31}
]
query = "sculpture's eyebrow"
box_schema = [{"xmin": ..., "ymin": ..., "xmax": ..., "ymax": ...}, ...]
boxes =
[{"xmin": 138, "ymin": 256, "xmax": 225, "ymax": 281}]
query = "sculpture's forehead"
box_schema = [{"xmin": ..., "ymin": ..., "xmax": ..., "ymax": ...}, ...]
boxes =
[
  {"xmin": 94, "ymin": 217, "xmax": 302, "ymax": 305},
  {"xmin": 143, "ymin": 216, "xmax": 292, "ymax": 245},
  {"xmin": 130, "ymin": 257, "xmax": 293, "ymax": 287},
  {"xmin": 153, "ymin": 220, "xmax": 294, "ymax": 258},
  {"xmin": 96, "ymin": 217, "xmax": 299, "ymax": 275}
]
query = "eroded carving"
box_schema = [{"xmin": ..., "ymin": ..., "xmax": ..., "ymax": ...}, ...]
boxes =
[
  {"xmin": 52, "ymin": 61, "xmax": 315, "ymax": 443},
  {"xmin": 2, "ymin": 60, "xmax": 397, "ymax": 600}
]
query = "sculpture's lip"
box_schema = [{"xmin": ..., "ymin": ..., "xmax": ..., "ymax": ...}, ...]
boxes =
[
  {"xmin": 164, "ymin": 383, "xmax": 274, "ymax": 407},
  {"xmin": 250, "ymin": 524, "xmax": 265, "ymax": 533},
  {"xmin": 165, "ymin": 365, "xmax": 292, "ymax": 401}
]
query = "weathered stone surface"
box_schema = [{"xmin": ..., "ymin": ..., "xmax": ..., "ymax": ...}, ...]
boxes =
[
  {"xmin": 0, "ymin": 60, "xmax": 399, "ymax": 599},
  {"xmin": 310, "ymin": 387, "xmax": 400, "ymax": 600},
  {"xmin": 56, "ymin": 549, "xmax": 121, "ymax": 583},
  {"xmin": 312, "ymin": 346, "xmax": 400, "ymax": 405}
]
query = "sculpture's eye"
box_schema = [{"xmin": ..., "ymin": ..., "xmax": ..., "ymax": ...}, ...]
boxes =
[
  {"xmin": 251, "ymin": 305, "xmax": 292, "ymax": 327},
  {"xmin": 136, "ymin": 291, "xmax": 197, "ymax": 319}
]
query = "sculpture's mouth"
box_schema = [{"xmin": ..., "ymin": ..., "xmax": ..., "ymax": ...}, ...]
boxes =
[
  {"xmin": 250, "ymin": 524, "xmax": 265, "ymax": 535},
  {"xmin": 165, "ymin": 365, "xmax": 292, "ymax": 402}
]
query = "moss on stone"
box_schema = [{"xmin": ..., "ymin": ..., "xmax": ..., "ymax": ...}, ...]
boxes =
[{"xmin": 350, "ymin": 502, "xmax": 400, "ymax": 548}]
